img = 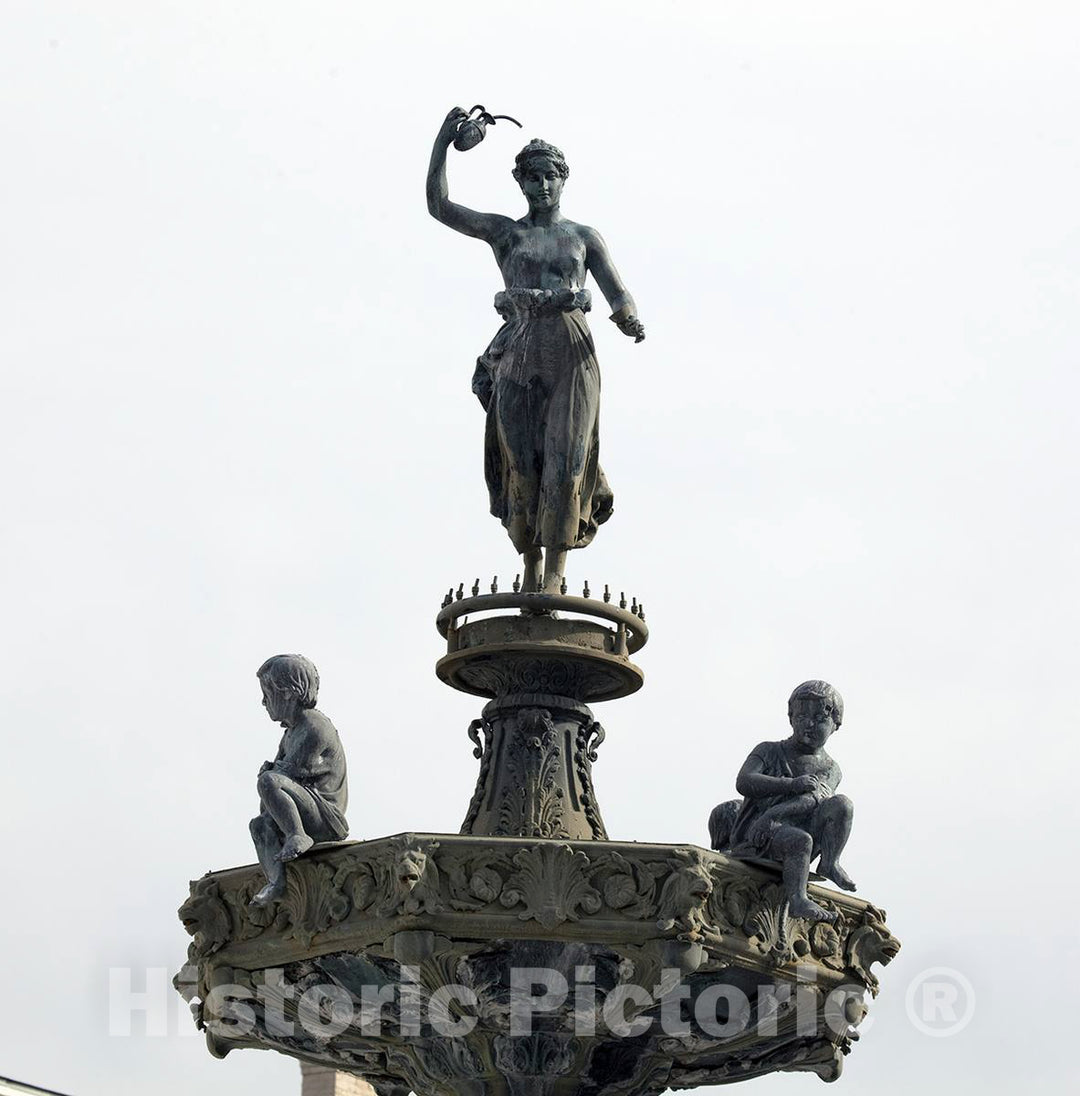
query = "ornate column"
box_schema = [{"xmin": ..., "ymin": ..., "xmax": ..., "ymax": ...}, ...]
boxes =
[{"xmin": 434, "ymin": 588, "xmax": 647, "ymax": 840}]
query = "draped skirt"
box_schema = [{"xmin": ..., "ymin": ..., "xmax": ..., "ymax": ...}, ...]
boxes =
[{"xmin": 473, "ymin": 289, "xmax": 614, "ymax": 554}]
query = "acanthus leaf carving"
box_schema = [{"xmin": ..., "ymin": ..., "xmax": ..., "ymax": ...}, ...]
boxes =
[
  {"xmin": 280, "ymin": 861, "xmax": 351, "ymax": 946},
  {"xmin": 667, "ymin": 1034, "xmax": 845, "ymax": 1087},
  {"xmin": 385, "ymin": 1038, "xmax": 483, "ymax": 1087},
  {"xmin": 747, "ymin": 882, "xmax": 795, "ymax": 965},
  {"xmin": 808, "ymin": 920, "xmax": 845, "ymax": 970},
  {"xmin": 496, "ymin": 709, "xmax": 568, "ymax": 838},
  {"xmin": 441, "ymin": 850, "xmax": 514, "ymax": 911},
  {"xmin": 590, "ymin": 850, "xmax": 665, "ymax": 919},
  {"xmin": 333, "ymin": 856, "xmax": 379, "ymax": 913},
  {"xmin": 706, "ymin": 872, "xmax": 758, "ymax": 935},
  {"xmin": 500, "ymin": 843, "xmax": 602, "ymax": 928},
  {"xmin": 493, "ymin": 1032, "xmax": 580, "ymax": 1076}
]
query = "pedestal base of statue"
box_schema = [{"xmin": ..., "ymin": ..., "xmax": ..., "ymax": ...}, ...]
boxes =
[
  {"xmin": 437, "ymin": 590, "xmax": 646, "ymax": 841},
  {"xmin": 177, "ymin": 590, "xmax": 899, "ymax": 1093}
]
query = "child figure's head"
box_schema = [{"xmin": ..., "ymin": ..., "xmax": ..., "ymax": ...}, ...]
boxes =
[
  {"xmin": 787, "ymin": 680, "xmax": 844, "ymax": 751},
  {"xmin": 257, "ymin": 654, "xmax": 320, "ymax": 725}
]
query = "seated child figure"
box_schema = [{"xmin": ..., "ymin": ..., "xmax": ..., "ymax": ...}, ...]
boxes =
[
  {"xmin": 709, "ymin": 680, "xmax": 855, "ymax": 922},
  {"xmin": 249, "ymin": 654, "xmax": 349, "ymax": 908}
]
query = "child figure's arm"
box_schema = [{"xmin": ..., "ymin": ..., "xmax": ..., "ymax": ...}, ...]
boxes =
[
  {"xmin": 736, "ymin": 746, "xmax": 802, "ymax": 800},
  {"xmin": 283, "ymin": 715, "xmax": 343, "ymax": 787}
]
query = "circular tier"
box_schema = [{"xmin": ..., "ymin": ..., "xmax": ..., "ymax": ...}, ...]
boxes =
[
  {"xmin": 436, "ymin": 591, "xmax": 648, "ymax": 652},
  {"xmin": 435, "ymin": 593, "xmax": 647, "ymax": 702},
  {"xmin": 437, "ymin": 641, "xmax": 643, "ymax": 702}
]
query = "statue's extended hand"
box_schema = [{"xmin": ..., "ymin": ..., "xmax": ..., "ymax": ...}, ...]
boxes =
[
  {"xmin": 438, "ymin": 106, "xmax": 468, "ymax": 147},
  {"xmin": 791, "ymin": 775, "xmax": 818, "ymax": 795},
  {"xmin": 616, "ymin": 315, "xmax": 646, "ymax": 343}
]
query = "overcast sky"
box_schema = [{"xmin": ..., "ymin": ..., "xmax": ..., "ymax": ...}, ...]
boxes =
[{"xmin": 1, "ymin": 2, "xmax": 1077, "ymax": 1093}]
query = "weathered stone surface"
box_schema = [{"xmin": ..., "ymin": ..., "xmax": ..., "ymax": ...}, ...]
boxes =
[
  {"xmin": 436, "ymin": 591, "xmax": 647, "ymax": 704},
  {"xmin": 174, "ymin": 97, "xmax": 906, "ymax": 1096},
  {"xmin": 428, "ymin": 108, "xmax": 645, "ymax": 594},
  {"xmin": 301, "ymin": 1062, "xmax": 377, "ymax": 1096},
  {"xmin": 249, "ymin": 655, "xmax": 349, "ymax": 909},
  {"xmin": 440, "ymin": 591, "xmax": 644, "ymax": 837},
  {"xmin": 440, "ymin": 591, "xmax": 644, "ymax": 842},
  {"xmin": 460, "ymin": 700, "xmax": 607, "ymax": 841},
  {"xmin": 177, "ymin": 834, "xmax": 899, "ymax": 1094},
  {"xmin": 709, "ymin": 681, "xmax": 858, "ymax": 925}
]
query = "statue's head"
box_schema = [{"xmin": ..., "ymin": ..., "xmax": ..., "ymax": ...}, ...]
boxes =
[
  {"xmin": 257, "ymin": 653, "xmax": 319, "ymax": 724},
  {"xmin": 787, "ymin": 680, "xmax": 844, "ymax": 749},
  {"xmin": 513, "ymin": 139, "xmax": 569, "ymax": 211}
]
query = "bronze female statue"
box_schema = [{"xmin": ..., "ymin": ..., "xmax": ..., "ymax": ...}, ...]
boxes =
[{"xmin": 427, "ymin": 107, "xmax": 645, "ymax": 594}]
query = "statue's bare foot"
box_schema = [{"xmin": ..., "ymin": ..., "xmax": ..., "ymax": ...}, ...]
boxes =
[
  {"xmin": 820, "ymin": 862, "xmax": 857, "ymax": 891},
  {"xmin": 787, "ymin": 896, "xmax": 838, "ymax": 923},
  {"xmin": 249, "ymin": 880, "xmax": 285, "ymax": 908},
  {"xmin": 276, "ymin": 833, "xmax": 315, "ymax": 862}
]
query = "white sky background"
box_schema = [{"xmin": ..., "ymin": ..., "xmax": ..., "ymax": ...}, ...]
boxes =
[{"xmin": 1, "ymin": 1, "xmax": 1078, "ymax": 1092}]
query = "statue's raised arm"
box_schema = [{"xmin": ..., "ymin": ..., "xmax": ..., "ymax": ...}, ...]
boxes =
[{"xmin": 427, "ymin": 107, "xmax": 515, "ymax": 242}]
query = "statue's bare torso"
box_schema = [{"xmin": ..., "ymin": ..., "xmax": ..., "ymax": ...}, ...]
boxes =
[{"xmin": 492, "ymin": 217, "xmax": 589, "ymax": 290}]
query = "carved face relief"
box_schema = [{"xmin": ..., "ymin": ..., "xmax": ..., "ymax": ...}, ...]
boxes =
[
  {"xmin": 396, "ymin": 848, "xmax": 428, "ymax": 892},
  {"xmin": 518, "ymin": 156, "xmax": 565, "ymax": 212},
  {"xmin": 845, "ymin": 910, "xmax": 902, "ymax": 995},
  {"xmin": 178, "ymin": 877, "xmax": 232, "ymax": 959},
  {"xmin": 788, "ymin": 694, "xmax": 839, "ymax": 751}
]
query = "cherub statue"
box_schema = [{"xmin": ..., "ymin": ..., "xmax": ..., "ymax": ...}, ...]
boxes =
[
  {"xmin": 248, "ymin": 654, "xmax": 349, "ymax": 907},
  {"xmin": 708, "ymin": 680, "xmax": 855, "ymax": 922},
  {"xmin": 427, "ymin": 107, "xmax": 645, "ymax": 594}
]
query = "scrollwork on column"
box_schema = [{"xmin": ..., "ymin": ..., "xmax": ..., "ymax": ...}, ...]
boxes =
[
  {"xmin": 460, "ymin": 718, "xmax": 493, "ymax": 835},
  {"xmin": 576, "ymin": 720, "xmax": 608, "ymax": 840}
]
